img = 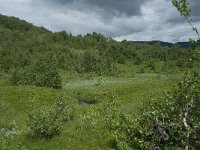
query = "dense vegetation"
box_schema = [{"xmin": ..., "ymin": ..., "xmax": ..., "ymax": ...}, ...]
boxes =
[
  {"xmin": 0, "ymin": 14, "xmax": 198, "ymax": 78},
  {"xmin": 0, "ymin": 8, "xmax": 200, "ymax": 150}
]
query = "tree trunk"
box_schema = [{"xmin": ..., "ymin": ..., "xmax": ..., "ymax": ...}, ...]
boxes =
[{"xmin": 183, "ymin": 104, "xmax": 190, "ymax": 150}]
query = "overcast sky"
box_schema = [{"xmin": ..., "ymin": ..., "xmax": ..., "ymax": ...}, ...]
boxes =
[{"xmin": 0, "ymin": 0, "xmax": 200, "ymax": 42}]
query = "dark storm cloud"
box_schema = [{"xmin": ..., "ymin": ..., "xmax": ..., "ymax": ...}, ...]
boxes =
[
  {"xmin": 0, "ymin": 0, "xmax": 200, "ymax": 42},
  {"xmin": 45, "ymin": 0, "xmax": 147, "ymax": 16}
]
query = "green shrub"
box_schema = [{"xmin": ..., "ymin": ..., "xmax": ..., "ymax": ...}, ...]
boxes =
[
  {"xmin": 147, "ymin": 61, "xmax": 156, "ymax": 70},
  {"xmin": 82, "ymin": 50, "xmax": 99, "ymax": 73},
  {"xmin": 27, "ymin": 97, "xmax": 71, "ymax": 139},
  {"xmin": 10, "ymin": 56, "xmax": 62, "ymax": 89},
  {"xmin": 134, "ymin": 56, "xmax": 142, "ymax": 65},
  {"xmin": 10, "ymin": 67, "xmax": 34, "ymax": 85},
  {"xmin": 27, "ymin": 109, "xmax": 61, "ymax": 138},
  {"xmin": 34, "ymin": 67, "xmax": 62, "ymax": 89},
  {"xmin": 112, "ymin": 73, "xmax": 200, "ymax": 149}
]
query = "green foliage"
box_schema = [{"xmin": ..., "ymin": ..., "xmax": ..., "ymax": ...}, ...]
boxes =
[
  {"xmin": 172, "ymin": 0, "xmax": 191, "ymax": 16},
  {"xmin": 10, "ymin": 55, "xmax": 62, "ymax": 89},
  {"xmin": 134, "ymin": 56, "xmax": 142, "ymax": 65},
  {"xmin": 0, "ymin": 73, "xmax": 173, "ymax": 149},
  {"xmin": 27, "ymin": 109, "xmax": 61, "ymax": 139},
  {"xmin": 10, "ymin": 67, "xmax": 34, "ymax": 86},
  {"xmin": 112, "ymin": 73, "xmax": 200, "ymax": 149},
  {"xmin": 0, "ymin": 14, "xmax": 35, "ymax": 31},
  {"xmin": 82, "ymin": 50, "xmax": 99, "ymax": 73},
  {"xmin": 0, "ymin": 13, "xmax": 197, "ymax": 76},
  {"xmin": 147, "ymin": 61, "xmax": 156, "ymax": 70},
  {"xmin": 27, "ymin": 97, "xmax": 72, "ymax": 139}
]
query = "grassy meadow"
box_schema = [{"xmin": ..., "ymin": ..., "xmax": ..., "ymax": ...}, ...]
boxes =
[{"xmin": 0, "ymin": 71, "xmax": 177, "ymax": 150}]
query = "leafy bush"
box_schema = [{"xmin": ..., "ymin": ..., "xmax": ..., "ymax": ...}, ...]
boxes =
[
  {"xmin": 82, "ymin": 50, "xmax": 99, "ymax": 73},
  {"xmin": 27, "ymin": 97, "xmax": 72, "ymax": 138},
  {"xmin": 10, "ymin": 67, "xmax": 34, "ymax": 85},
  {"xmin": 27, "ymin": 109, "xmax": 61, "ymax": 138},
  {"xmin": 147, "ymin": 61, "xmax": 156, "ymax": 70},
  {"xmin": 112, "ymin": 73, "xmax": 200, "ymax": 149},
  {"xmin": 34, "ymin": 68, "xmax": 62, "ymax": 89},
  {"xmin": 10, "ymin": 55, "xmax": 62, "ymax": 89}
]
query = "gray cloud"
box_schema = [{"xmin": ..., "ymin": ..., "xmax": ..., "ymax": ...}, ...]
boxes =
[
  {"xmin": 44, "ymin": 0, "xmax": 147, "ymax": 16},
  {"xmin": 0, "ymin": 0, "xmax": 200, "ymax": 42}
]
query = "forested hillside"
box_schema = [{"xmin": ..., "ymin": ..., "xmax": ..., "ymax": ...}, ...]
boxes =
[
  {"xmin": 0, "ymin": 13, "xmax": 198, "ymax": 80},
  {"xmin": 0, "ymin": 15, "xmax": 197, "ymax": 72}
]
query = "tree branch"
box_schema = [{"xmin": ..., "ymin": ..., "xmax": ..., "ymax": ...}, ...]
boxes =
[
  {"xmin": 182, "ymin": 99, "xmax": 195, "ymax": 150},
  {"xmin": 185, "ymin": 16, "xmax": 200, "ymax": 41}
]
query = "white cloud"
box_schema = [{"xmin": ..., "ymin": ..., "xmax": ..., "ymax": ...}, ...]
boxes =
[{"xmin": 115, "ymin": 0, "xmax": 200, "ymax": 42}]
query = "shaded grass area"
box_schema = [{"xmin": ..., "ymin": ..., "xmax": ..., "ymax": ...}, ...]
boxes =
[{"xmin": 0, "ymin": 73, "xmax": 176, "ymax": 150}]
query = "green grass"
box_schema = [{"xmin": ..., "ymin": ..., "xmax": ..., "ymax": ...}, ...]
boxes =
[{"xmin": 0, "ymin": 73, "xmax": 177, "ymax": 150}]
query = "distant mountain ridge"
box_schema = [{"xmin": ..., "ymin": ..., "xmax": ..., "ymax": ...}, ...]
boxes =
[{"xmin": 130, "ymin": 40, "xmax": 194, "ymax": 49}]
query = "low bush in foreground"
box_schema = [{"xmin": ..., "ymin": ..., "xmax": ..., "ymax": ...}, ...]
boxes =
[
  {"xmin": 112, "ymin": 72, "xmax": 200, "ymax": 149},
  {"xmin": 27, "ymin": 97, "xmax": 73, "ymax": 139}
]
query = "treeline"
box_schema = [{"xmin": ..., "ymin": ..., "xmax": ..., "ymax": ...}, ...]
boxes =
[{"xmin": 0, "ymin": 14, "xmax": 199, "ymax": 87}]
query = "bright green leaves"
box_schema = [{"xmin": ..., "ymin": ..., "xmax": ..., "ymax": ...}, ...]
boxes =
[{"xmin": 27, "ymin": 97, "xmax": 74, "ymax": 139}]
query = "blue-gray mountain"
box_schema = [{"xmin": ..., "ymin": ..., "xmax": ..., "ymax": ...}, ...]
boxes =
[{"xmin": 130, "ymin": 41, "xmax": 195, "ymax": 49}]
